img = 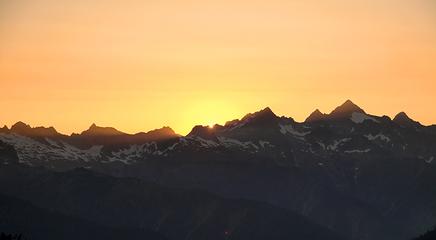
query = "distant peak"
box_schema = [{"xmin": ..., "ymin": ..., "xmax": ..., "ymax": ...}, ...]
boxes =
[
  {"xmin": 329, "ymin": 100, "xmax": 365, "ymax": 119},
  {"xmin": 241, "ymin": 107, "xmax": 277, "ymax": 122},
  {"xmin": 81, "ymin": 124, "xmax": 125, "ymax": 136},
  {"xmin": 146, "ymin": 126, "xmax": 178, "ymax": 136},
  {"xmin": 134, "ymin": 126, "xmax": 180, "ymax": 141},
  {"xmin": 305, "ymin": 109, "xmax": 327, "ymax": 123},
  {"xmin": 261, "ymin": 107, "xmax": 273, "ymax": 113},
  {"xmin": 187, "ymin": 125, "xmax": 216, "ymax": 139},
  {"xmin": 337, "ymin": 100, "xmax": 364, "ymax": 113},
  {"xmin": 10, "ymin": 121, "xmax": 60, "ymax": 137},
  {"xmin": 160, "ymin": 126, "xmax": 175, "ymax": 132},
  {"xmin": 395, "ymin": 112, "xmax": 408, "ymax": 119},
  {"xmin": 344, "ymin": 99, "xmax": 354, "ymax": 105},
  {"xmin": 393, "ymin": 112, "xmax": 422, "ymax": 128},
  {"xmin": 257, "ymin": 107, "xmax": 275, "ymax": 116},
  {"xmin": 11, "ymin": 121, "xmax": 31, "ymax": 130},
  {"xmin": 0, "ymin": 125, "xmax": 9, "ymax": 133}
]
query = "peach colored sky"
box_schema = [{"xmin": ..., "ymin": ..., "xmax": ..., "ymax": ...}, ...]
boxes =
[{"xmin": 1, "ymin": 0, "xmax": 435, "ymax": 135}]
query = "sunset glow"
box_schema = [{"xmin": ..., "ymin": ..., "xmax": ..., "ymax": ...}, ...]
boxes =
[{"xmin": 1, "ymin": 0, "xmax": 436, "ymax": 135}]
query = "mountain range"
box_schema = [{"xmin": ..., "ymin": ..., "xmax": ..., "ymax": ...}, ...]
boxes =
[{"xmin": 1, "ymin": 100, "xmax": 436, "ymax": 240}]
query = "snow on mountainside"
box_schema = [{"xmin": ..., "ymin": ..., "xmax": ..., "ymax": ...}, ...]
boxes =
[
  {"xmin": 2, "ymin": 100, "xmax": 436, "ymax": 240},
  {"xmin": 1, "ymin": 100, "xmax": 435, "ymax": 168}
]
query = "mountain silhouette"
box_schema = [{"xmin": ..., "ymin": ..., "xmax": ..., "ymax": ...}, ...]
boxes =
[
  {"xmin": 1, "ymin": 100, "xmax": 436, "ymax": 240},
  {"xmin": 79, "ymin": 123, "xmax": 125, "ymax": 136},
  {"xmin": 68, "ymin": 124, "xmax": 179, "ymax": 149},
  {"xmin": 0, "ymin": 125, "xmax": 8, "ymax": 133},
  {"xmin": 9, "ymin": 121, "xmax": 63, "ymax": 138},
  {"xmin": 305, "ymin": 109, "xmax": 327, "ymax": 122},
  {"xmin": 328, "ymin": 100, "xmax": 366, "ymax": 119},
  {"xmin": 393, "ymin": 112, "xmax": 422, "ymax": 128},
  {"xmin": 240, "ymin": 107, "xmax": 278, "ymax": 123}
]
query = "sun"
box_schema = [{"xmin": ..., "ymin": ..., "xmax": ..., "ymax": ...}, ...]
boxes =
[{"xmin": 178, "ymin": 98, "xmax": 241, "ymax": 135}]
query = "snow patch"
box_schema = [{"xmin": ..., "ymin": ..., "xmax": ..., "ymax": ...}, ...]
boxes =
[
  {"xmin": 0, "ymin": 133, "xmax": 104, "ymax": 164},
  {"xmin": 195, "ymin": 137, "xmax": 219, "ymax": 148},
  {"xmin": 327, "ymin": 138, "xmax": 351, "ymax": 151},
  {"xmin": 217, "ymin": 137, "xmax": 258, "ymax": 150},
  {"xmin": 365, "ymin": 133, "xmax": 390, "ymax": 142},
  {"xmin": 318, "ymin": 142, "xmax": 326, "ymax": 150},
  {"xmin": 350, "ymin": 112, "xmax": 379, "ymax": 124},
  {"xmin": 279, "ymin": 124, "xmax": 310, "ymax": 138},
  {"xmin": 344, "ymin": 149, "xmax": 371, "ymax": 154},
  {"xmin": 258, "ymin": 140, "xmax": 273, "ymax": 148},
  {"xmin": 45, "ymin": 138, "xmax": 61, "ymax": 147}
]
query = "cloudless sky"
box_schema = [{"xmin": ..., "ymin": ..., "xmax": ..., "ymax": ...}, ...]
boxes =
[{"xmin": 1, "ymin": 0, "xmax": 435, "ymax": 135}]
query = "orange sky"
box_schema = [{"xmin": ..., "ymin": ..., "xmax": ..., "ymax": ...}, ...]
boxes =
[{"xmin": 1, "ymin": 0, "xmax": 435, "ymax": 135}]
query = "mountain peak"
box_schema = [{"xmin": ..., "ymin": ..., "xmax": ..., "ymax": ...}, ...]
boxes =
[
  {"xmin": 241, "ymin": 107, "xmax": 277, "ymax": 122},
  {"xmin": 81, "ymin": 124, "xmax": 125, "ymax": 136},
  {"xmin": 0, "ymin": 125, "xmax": 9, "ymax": 133},
  {"xmin": 10, "ymin": 121, "xmax": 60, "ymax": 137},
  {"xmin": 393, "ymin": 112, "xmax": 422, "ymax": 128},
  {"xmin": 329, "ymin": 100, "xmax": 365, "ymax": 119},
  {"xmin": 140, "ymin": 126, "xmax": 179, "ymax": 138},
  {"xmin": 395, "ymin": 111, "xmax": 409, "ymax": 119},
  {"xmin": 187, "ymin": 125, "xmax": 217, "ymax": 139},
  {"xmin": 11, "ymin": 121, "xmax": 31, "ymax": 131},
  {"xmin": 305, "ymin": 109, "xmax": 327, "ymax": 123}
]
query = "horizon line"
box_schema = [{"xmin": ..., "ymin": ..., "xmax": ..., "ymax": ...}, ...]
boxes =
[{"xmin": 1, "ymin": 100, "xmax": 433, "ymax": 137}]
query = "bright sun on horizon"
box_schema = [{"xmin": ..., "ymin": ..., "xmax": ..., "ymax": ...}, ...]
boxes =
[{"xmin": 1, "ymin": 0, "xmax": 436, "ymax": 135}]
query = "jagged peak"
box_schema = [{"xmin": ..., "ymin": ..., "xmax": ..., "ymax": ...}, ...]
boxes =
[
  {"xmin": 81, "ymin": 124, "xmax": 125, "ymax": 136},
  {"xmin": 305, "ymin": 109, "xmax": 327, "ymax": 123},
  {"xmin": 143, "ymin": 126, "xmax": 178, "ymax": 136},
  {"xmin": 187, "ymin": 125, "xmax": 216, "ymax": 139},
  {"xmin": 241, "ymin": 107, "xmax": 277, "ymax": 122},
  {"xmin": 393, "ymin": 112, "xmax": 422, "ymax": 128},
  {"xmin": 394, "ymin": 111, "xmax": 409, "ymax": 120},
  {"xmin": 10, "ymin": 121, "xmax": 60, "ymax": 137},
  {"xmin": 133, "ymin": 126, "xmax": 180, "ymax": 141},
  {"xmin": 0, "ymin": 125, "xmax": 9, "ymax": 133},
  {"xmin": 329, "ymin": 100, "xmax": 365, "ymax": 119},
  {"xmin": 11, "ymin": 121, "xmax": 31, "ymax": 130}
]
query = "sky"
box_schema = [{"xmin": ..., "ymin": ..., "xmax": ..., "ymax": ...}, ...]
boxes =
[{"xmin": 1, "ymin": 0, "xmax": 435, "ymax": 135}]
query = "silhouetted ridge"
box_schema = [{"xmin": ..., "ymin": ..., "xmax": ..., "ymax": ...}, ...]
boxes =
[
  {"xmin": 10, "ymin": 121, "xmax": 61, "ymax": 137},
  {"xmin": 241, "ymin": 107, "xmax": 276, "ymax": 121},
  {"xmin": 221, "ymin": 107, "xmax": 281, "ymax": 132},
  {"xmin": 0, "ymin": 125, "xmax": 9, "ymax": 133},
  {"xmin": 328, "ymin": 100, "xmax": 365, "ymax": 119},
  {"xmin": 187, "ymin": 125, "xmax": 216, "ymax": 139},
  {"xmin": 393, "ymin": 112, "xmax": 422, "ymax": 128},
  {"xmin": 305, "ymin": 109, "xmax": 327, "ymax": 123},
  {"xmin": 68, "ymin": 125, "xmax": 179, "ymax": 148},
  {"xmin": 80, "ymin": 124, "xmax": 125, "ymax": 136},
  {"xmin": 10, "ymin": 121, "xmax": 31, "ymax": 132},
  {"xmin": 134, "ymin": 126, "xmax": 179, "ymax": 140}
]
